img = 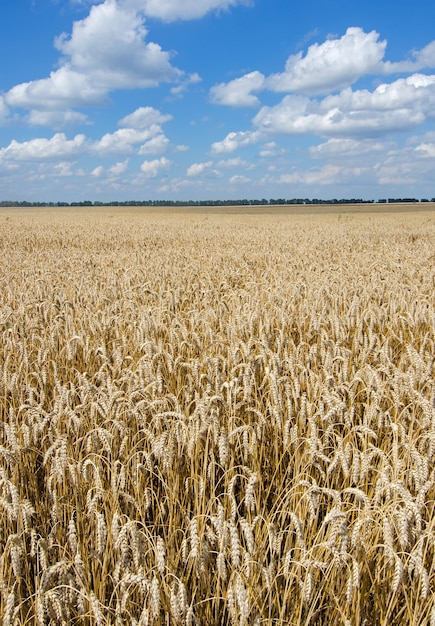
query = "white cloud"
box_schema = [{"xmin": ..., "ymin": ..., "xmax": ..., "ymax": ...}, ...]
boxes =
[
  {"xmin": 91, "ymin": 127, "xmax": 163, "ymax": 155},
  {"xmin": 278, "ymin": 164, "xmax": 347, "ymax": 185},
  {"xmin": 117, "ymin": 106, "xmax": 172, "ymax": 155},
  {"xmin": 211, "ymin": 28, "xmax": 388, "ymax": 107},
  {"xmin": 0, "ymin": 133, "xmax": 87, "ymax": 161},
  {"xmin": 140, "ymin": 156, "xmax": 171, "ymax": 177},
  {"xmin": 229, "ymin": 174, "xmax": 250, "ymax": 184},
  {"xmin": 5, "ymin": 1, "xmax": 180, "ymax": 116},
  {"xmin": 216, "ymin": 157, "xmax": 248, "ymax": 168},
  {"xmin": 109, "ymin": 159, "xmax": 129, "ymax": 175},
  {"xmin": 210, "ymin": 28, "xmax": 435, "ymax": 115},
  {"xmin": 118, "ymin": 106, "xmax": 172, "ymax": 129},
  {"xmin": 412, "ymin": 41, "xmax": 435, "ymax": 69},
  {"xmin": 272, "ymin": 136, "xmax": 435, "ymax": 189},
  {"xmin": 259, "ymin": 141, "xmax": 283, "ymax": 157},
  {"xmin": 310, "ymin": 138, "xmax": 393, "ymax": 158},
  {"xmin": 186, "ymin": 161, "xmax": 213, "ymax": 176},
  {"xmin": 415, "ymin": 142, "xmax": 435, "ymax": 157},
  {"xmin": 266, "ymin": 27, "xmax": 386, "ymax": 95},
  {"xmin": 211, "ymin": 130, "xmax": 260, "ymax": 154},
  {"xmin": 26, "ymin": 109, "xmax": 90, "ymax": 129},
  {"xmin": 157, "ymin": 177, "xmax": 195, "ymax": 194},
  {"xmin": 170, "ymin": 72, "xmax": 202, "ymax": 96},
  {"xmin": 252, "ymin": 74, "xmax": 435, "ymax": 138},
  {"xmin": 55, "ymin": 1, "xmax": 178, "ymax": 89},
  {"xmin": 54, "ymin": 161, "xmax": 74, "ymax": 177},
  {"xmin": 382, "ymin": 41, "xmax": 435, "ymax": 74},
  {"xmin": 210, "ymin": 71, "xmax": 265, "ymax": 106},
  {"xmin": 92, "ymin": 165, "xmax": 104, "ymax": 177},
  {"xmin": 0, "ymin": 106, "xmax": 172, "ymax": 161},
  {"xmin": 6, "ymin": 68, "xmax": 106, "ymax": 110},
  {"xmin": 0, "ymin": 96, "xmax": 9, "ymax": 121},
  {"xmin": 138, "ymin": 134, "xmax": 170, "ymax": 155},
  {"xmin": 375, "ymin": 161, "xmax": 419, "ymax": 185},
  {"xmin": 136, "ymin": 0, "xmax": 252, "ymax": 21},
  {"xmin": 211, "ymin": 74, "xmax": 435, "ymax": 155},
  {"xmin": 220, "ymin": 157, "xmax": 242, "ymax": 168},
  {"xmin": 321, "ymin": 73, "xmax": 435, "ymax": 115}
]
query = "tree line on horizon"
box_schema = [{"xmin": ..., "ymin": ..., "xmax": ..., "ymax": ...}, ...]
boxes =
[{"xmin": 0, "ymin": 197, "xmax": 434, "ymax": 208}]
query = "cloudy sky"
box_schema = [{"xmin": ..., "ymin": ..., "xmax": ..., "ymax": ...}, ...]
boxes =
[{"xmin": 1, "ymin": 0, "xmax": 435, "ymax": 202}]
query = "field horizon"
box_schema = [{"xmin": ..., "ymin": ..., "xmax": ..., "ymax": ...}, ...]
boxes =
[{"xmin": 1, "ymin": 201, "xmax": 435, "ymax": 218}]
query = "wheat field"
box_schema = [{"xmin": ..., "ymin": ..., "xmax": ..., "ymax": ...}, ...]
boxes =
[{"xmin": 0, "ymin": 206, "xmax": 434, "ymax": 625}]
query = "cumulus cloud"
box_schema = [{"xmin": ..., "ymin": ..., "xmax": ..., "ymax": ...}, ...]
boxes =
[
  {"xmin": 91, "ymin": 127, "xmax": 163, "ymax": 155},
  {"xmin": 140, "ymin": 156, "xmax": 171, "ymax": 177},
  {"xmin": 375, "ymin": 159, "xmax": 420, "ymax": 185},
  {"xmin": 382, "ymin": 40, "xmax": 435, "ymax": 74},
  {"xmin": 253, "ymin": 74, "xmax": 435, "ymax": 138},
  {"xmin": 276, "ymin": 137, "xmax": 435, "ymax": 189},
  {"xmin": 211, "ymin": 130, "xmax": 260, "ymax": 154},
  {"xmin": 0, "ymin": 106, "xmax": 172, "ymax": 161},
  {"xmin": 185, "ymin": 156, "xmax": 251, "ymax": 178},
  {"xmin": 210, "ymin": 28, "xmax": 388, "ymax": 106},
  {"xmin": 259, "ymin": 141, "xmax": 283, "ymax": 157},
  {"xmin": 5, "ymin": 0, "xmax": 180, "ymax": 117},
  {"xmin": 92, "ymin": 165, "xmax": 104, "ymax": 177},
  {"xmin": 6, "ymin": 68, "xmax": 105, "ymax": 110},
  {"xmin": 266, "ymin": 28, "xmax": 386, "ymax": 94},
  {"xmin": 210, "ymin": 71, "xmax": 265, "ymax": 106},
  {"xmin": 229, "ymin": 174, "xmax": 250, "ymax": 184},
  {"xmin": 54, "ymin": 161, "xmax": 74, "ymax": 177},
  {"xmin": 117, "ymin": 106, "xmax": 172, "ymax": 155},
  {"xmin": 216, "ymin": 157, "xmax": 249, "ymax": 168},
  {"xmin": 26, "ymin": 109, "xmax": 90, "ymax": 129},
  {"xmin": 170, "ymin": 73, "xmax": 202, "ymax": 96},
  {"xmin": 321, "ymin": 73, "xmax": 435, "ymax": 115},
  {"xmin": 0, "ymin": 96, "xmax": 9, "ymax": 122},
  {"xmin": 411, "ymin": 41, "xmax": 435, "ymax": 68},
  {"xmin": 118, "ymin": 106, "xmax": 172, "ymax": 129},
  {"xmin": 278, "ymin": 164, "xmax": 345, "ymax": 185},
  {"xmin": 108, "ymin": 159, "xmax": 129, "ymax": 175},
  {"xmin": 415, "ymin": 142, "xmax": 435, "ymax": 157},
  {"xmin": 186, "ymin": 161, "xmax": 213, "ymax": 176},
  {"xmin": 0, "ymin": 133, "xmax": 87, "ymax": 161},
  {"xmin": 138, "ymin": 134, "xmax": 170, "ymax": 155},
  {"xmin": 209, "ymin": 28, "xmax": 435, "ymax": 111},
  {"xmin": 310, "ymin": 138, "xmax": 393, "ymax": 159},
  {"xmin": 136, "ymin": 0, "xmax": 252, "ymax": 21},
  {"xmin": 55, "ymin": 0, "xmax": 179, "ymax": 88},
  {"xmin": 210, "ymin": 71, "xmax": 435, "ymax": 159}
]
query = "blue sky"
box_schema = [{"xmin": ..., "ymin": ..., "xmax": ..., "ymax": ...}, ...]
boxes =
[{"xmin": 1, "ymin": 0, "xmax": 435, "ymax": 202}]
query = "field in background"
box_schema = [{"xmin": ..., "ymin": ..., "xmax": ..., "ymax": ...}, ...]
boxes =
[
  {"xmin": 1, "ymin": 201, "xmax": 435, "ymax": 217},
  {"xmin": 0, "ymin": 207, "xmax": 434, "ymax": 625}
]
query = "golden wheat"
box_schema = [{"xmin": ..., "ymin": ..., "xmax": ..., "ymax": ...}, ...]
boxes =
[{"xmin": 0, "ymin": 206, "xmax": 434, "ymax": 625}]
